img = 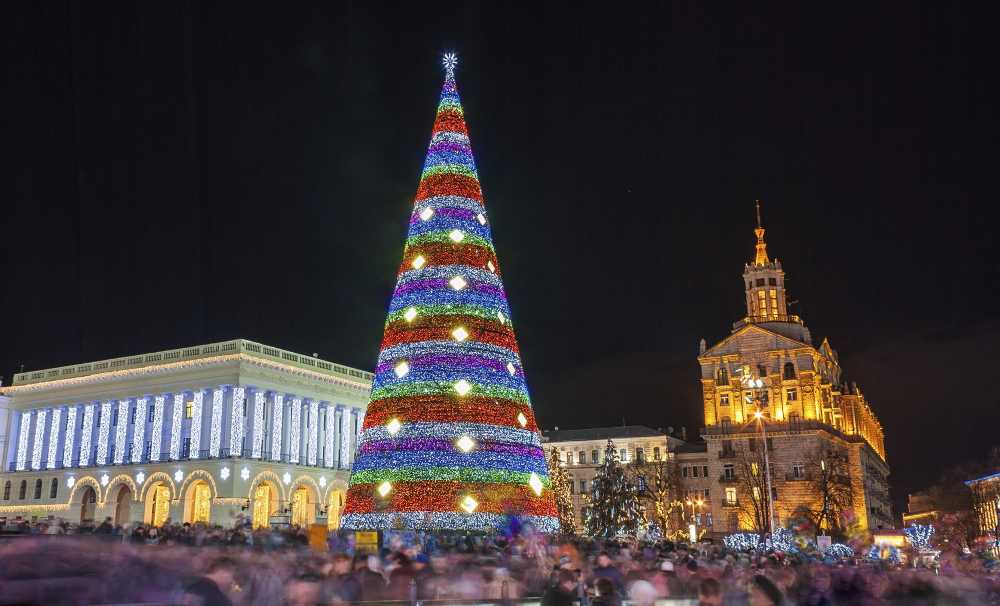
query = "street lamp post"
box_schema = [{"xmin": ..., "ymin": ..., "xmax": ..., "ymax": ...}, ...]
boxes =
[{"xmin": 741, "ymin": 370, "xmax": 776, "ymax": 541}]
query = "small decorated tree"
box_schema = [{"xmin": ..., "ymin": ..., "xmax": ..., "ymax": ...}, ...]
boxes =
[
  {"xmin": 585, "ymin": 440, "xmax": 643, "ymax": 538},
  {"xmin": 547, "ymin": 449, "xmax": 577, "ymax": 534}
]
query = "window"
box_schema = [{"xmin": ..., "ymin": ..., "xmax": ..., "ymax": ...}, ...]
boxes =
[
  {"xmin": 768, "ymin": 278, "xmax": 777, "ymax": 286},
  {"xmin": 783, "ymin": 362, "xmax": 796, "ymax": 380},
  {"xmin": 757, "ymin": 290, "xmax": 767, "ymax": 315},
  {"xmin": 566, "ymin": 451, "xmax": 574, "ymax": 465},
  {"xmin": 751, "ymin": 462, "xmax": 759, "ymax": 476},
  {"xmin": 568, "ymin": 477, "xmax": 574, "ymax": 494},
  {"xmin": 2, "ymin": 481, "xmax": 10, "ymax": 500},
  {"xmin": 683, "ymin": 466, "xmax": 689, "ymax": 478},
  {"xmin": 725, "ymin": 487, "xmax": 737, "ymax": 506},
  {"xmin": 590, "ymin": 450, "xmax": 598, "ymax": 464},
  {"xmin": 579, "ymin": 451, "xmax": 586, "ymax": 465},
  {"xmin": 653, "ymin": 447, "xmax": 661, "ymax": 460},
  {"xmin": 619, "ymin": 448, "xmax": 627, "ymax": 462},
  {"xmin": 580, "ymin": 479, "xmax": 587, "ymax": 493},
  {"xmin": 755, "ymin": 278, "xmax": 765, "ymax": 287},
  {"xmin": 637, "ymin": 476, "xmax": 647, "ymax": 492},
  {"xmin": 703, "ymin": 488, "xmax": 710, "ymax": 500},
  {"xmin": 636, "ymin": 448, "xmax": 645, "ymax": 463},
  {"xmin": 757, "ymin": 364, "xmax": 767, "ymax": 378},
  {"xmin": 723, "ymin": 464, "xmax": 734, "ymax": 480},
  {"xmin": 766, "ymin": 438, "xmax": 774, "ymax": 451},
  {"xmin": 703, "ymin": 465, "xmax": 709, "ymax": 477},
  {"xmin": 728, "ymin": 512, "xmax": 739, "ymax": 529},
  {"xmin": 185, "ymin": 401, "xmax": 194, "ymax": 419},
  {"xmin": 720, "ymin": 393, "xmax": 730, "ymax": 406},
  {"xmin": 34, "ymin": 479, "xmax": 42, "ymax": 500},
  {"xmin": 18, "ymin": 480, "xmax": 27, "ymax": 500},
  {"xmin": 722, "ymin": 440, "xmax": 734, "ymax": 456},
  {"xmin": 786, "ymin": 387, "xmax": 798, "ymax": 401},
  {"xmin": 752, "ymin": 486, "xmax": 760, "ymax": 500},
  {"xmin": 792, "ymin": 463, "xmax": 805, "ymax": 479},
  {"xmin": 771, "ymin": 486, "xmax": 778, "ymax": 500},
  {"xmin": 716, "ymin": 367, "xmax": 729, "ymax": 384},
  {"xmin": 691, "ymin": 466, "xmax": 699, "ymax": 478},
  {"xmin": 50, "ymin": 478, "xmax": 58, "ymax": 499}
]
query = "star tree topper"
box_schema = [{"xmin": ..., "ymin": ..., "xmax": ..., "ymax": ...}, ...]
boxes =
[{"xmin": 443, "ymin": 52, "xmax": 458, "ymax": 78}]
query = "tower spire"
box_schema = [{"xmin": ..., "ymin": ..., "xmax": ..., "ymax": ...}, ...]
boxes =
[{"xmin": 753, "ymin": 199, "xmax": 770, "ymax": 266}]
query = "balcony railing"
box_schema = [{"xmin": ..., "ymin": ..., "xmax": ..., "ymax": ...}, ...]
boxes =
[
  {"xmin": 6, "ymin": 450, "xmax": 349, "ymax": 473},
  {"xmin": 785, "ymin": 472, "xmax": 811, "ymax": 481},
  {"xmin": 719, "ymin": 474, "xmax": 738, "ymax": 483}
]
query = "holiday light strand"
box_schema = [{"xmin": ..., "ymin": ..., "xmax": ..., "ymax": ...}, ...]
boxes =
[{"xmin": 342, "ymin": 55, "xmax": 556, "ymax": 531}]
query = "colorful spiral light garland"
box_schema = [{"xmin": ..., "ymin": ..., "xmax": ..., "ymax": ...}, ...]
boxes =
[{"xmin": 340, "ymin": 55, "xmax": 558, "ymax": 532}]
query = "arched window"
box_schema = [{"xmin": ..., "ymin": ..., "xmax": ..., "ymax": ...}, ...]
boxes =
[
  {"xmin": 636, "ymin": 447, "xmax": 645, "ymax": 463},
  {"xmin": 783, "ymin": 362, "xmax": 796, "ymax": 380},
  {"xmin": 2, "ymin": 481, "xmax": 10, "ymax": 500},
  {"xmin": 50, "ymin": 478, "xmax": 58, "ymax": 499},
  {"xmin": 33, "ymin": 479, "xmax": 43, "ymax": 499},
  {"xmin": 18, "ymin": 480, "xmax": 27, "ymax": 500},
  {"xmin": 717, "ymin": 367, "xmax": 729, "ymax": 384}
]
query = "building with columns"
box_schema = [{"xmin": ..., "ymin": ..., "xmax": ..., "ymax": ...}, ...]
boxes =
[
  {"xmin": 0, "ymin": 339, "xmax": 371, "ymax": 530},
  {"xmin": 697, "ymin": 209, "xmax": 893, "ymax": 535}
]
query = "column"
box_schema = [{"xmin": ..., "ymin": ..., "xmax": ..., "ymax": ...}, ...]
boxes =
[
  {"xmin": 288, "ymin": 397, "xmax": 302, "ymax": 464},
  {"xmin": 307, "ymin": 399, "xmax": 319, "ymax": 466},
  {"xmin": 132, "ymin": 397, "xmax": 148, "ymax": 463},
  {"xmin": 251, "ymin": 389, "xmax": 266, "ymax": 459},
  {"xmin": 323, "ymin": 403, "xmax": 336, "ymax": 468},
  {"xmin": 189, "ymin": 390, "xmax": 205, "ymax": 459},
  {"xmin": 114, "ymin": 398, "xmax": 129, "ymax": 465},
  {"xmin": 208, "ymin": 387, "xmax": 224, "ymax": 458},
  {"xmin": 339, "ymin": 406, "xmax": 352, "ymax": 469},
  {"xmin": 31, "ymin": 410, "xmax": 47, "ymax": 470},
  {"xmin": 63, "ymin": 405, "xmax": 79, "ymax": 469},
  {"xmin": 150, "ymin": 395, "xmax": 165, "ymax": 462},
  {"xmin": 270, "ymin": 393, "xmax": 284, "ymax": 461},
  {"xmin": 229, "ymin": 386, "xmax": 246, "ymax": 457},
  {"xmin": 47, "ymin": 407, "xmax": 62, "ymax": 469},
  {"xmin": 96, "ymin": 400, "xmax": 113, "ymax": 465},
  {"xmin": 79, "ymin": 403, "xmax": 96, "ymax": 467},
  {"xmin": 169, "ymin": 393, "xmax": 184, "ymax": 460}
]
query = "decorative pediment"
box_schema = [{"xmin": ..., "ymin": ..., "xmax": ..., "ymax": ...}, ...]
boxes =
[{"xmin": 700, "ymin": 324, "xmax": 812, "ymax": 359}]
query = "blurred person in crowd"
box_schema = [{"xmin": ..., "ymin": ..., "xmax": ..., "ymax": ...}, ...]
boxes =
[
  {"xmin": 284, "ymin": 573, "xmax": 324, "ymax": 606},
  {"xmin": 592, "ymin": 577, "xmax": 620, "ymax": 606},
  {"xmin": 543, "ymin": 568, "xmax": 579, "ymax": 606},
  {"xmin": 181, "ymin": 556, "xmax": 239, "ymax": 606},
  {"xmin": 749, "ymin": 574, "xmax": 785, "ymax": 606},
  {"xmin": 628, "ymin": 578, "xmax": 657, "ymax": 606},
  {"xmin": 592, "ymin": 551, "xmax": 624, "ymax": 595},
  {"xmin": 697, "ymin": 577, "xmax": 722, "ymax": 606}
]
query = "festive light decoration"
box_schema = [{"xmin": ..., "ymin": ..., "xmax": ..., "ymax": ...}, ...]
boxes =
[
  {"xmin": 96, "ymin": 401, "xmax": 112, "ymax": 465},
  {"xmin": 174, "ymin": 470, "xmax": 183, "ymax": 483},
  {"xmin": 66, "ymin": 477, "xmax": 75, "ymax": 488},
  {"xmin": 220, "ymin": 466, "xmax": 230, "ymax": 480},
  {"xmin": 585, "ymin": 440, "xmax": 643, "ymax": 538},
  {"xmin": 32, "ymin": 409, "xmax": 47, "ymax": 470},
  {"xmin": 324, "ymin": 405, "xmax": 337, "ymax": 467},
  {"xmin": 253, "ymin": 390, "xmax": 266, "ymax": 459},
  {"xmin": 340, "ymin": 407, "xmax": 352, "ymax": 468},
  {"xmin": 100, "ymin": 474, "xmax": 109, "ymax": 487},
  {"xmin": 169, "ymin": 394, "xmax": 183, "ymax": 460},
  {"xmin": 545, "ymin": 450, "xmax": 576, "ymax": 533},
  {"xmin": 241, "ymin": 466, "xmax": 250, "ymax": 481},
  {"xmin": 113, "ymin": 400, "xmax": 128, "ymax": 464},
  {"xmin": 308, "ymin": 400, "xmax": 319, "ymax": 465},
  {"xmin": 150, "ymin": 396, "xmax": 164, "ymax": 462},
  {"xmin": 63, "ymin": 406, "xmax": 77, "ymax": 469},
  {"xmin": 905, "ymin": 524, "xmax": 935, "ymax": 549},
  {"xmin": 132, "ymin": 397, "xmax": 147, "ymax": 463},
  {"xmin": 271, "ymin": 393, "xmax": 284, "ymax": 461},
  {"xmin": 282, "ymin": 472, "xmax": 291, "ymax": 485},
  {"xmin": 341, "ymin": 55, "xmax": 555, "ymax": 533},
  {"xmin": 47, "ymin": 408, "xmax": 61, "ymax": 470},
  {"xmin": 136, "ymin": 472, "xmax": 145, "ymax": 485},
  {"xmin": 209, "ymin": 388, "xmax": 224, "ymax": 458},
  {"xmin": 826, "ymin": 543, "xmax": 855, "ymax": 558},
  {"xmin": 319, "ymin": 476, "xmax": 327, "ymax": 488},
  {"xmin": 289, "ymin": 397, "xmax": 302, "ymax": 464},
  {"xmin": 230, "ymin": 386, "xmax": 246, "ymax": 457},
  {"xmin": 79, "ymin": 404, "xmax": 95, "ymax": 467},
  {"xmin": 189, "ymin": 391, "xmax": 204, "ymax": 459}
]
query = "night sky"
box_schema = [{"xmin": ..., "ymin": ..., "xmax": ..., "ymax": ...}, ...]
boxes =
[{"xmin": 4, "ymin": 3, "xmax": 998, "ymax": 517}]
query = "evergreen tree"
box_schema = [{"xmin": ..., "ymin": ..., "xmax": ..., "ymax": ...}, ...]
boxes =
[
  {"xmin": 341, "ymin": 54, "xmax": 557, "ymax": 532},
  {"xmin": 547, "ymin": 449, "xmax": 577, "ymax": 534},
  {"xmin": 585, "ymin": 440, "xmax": 643, "ymax": 538}
]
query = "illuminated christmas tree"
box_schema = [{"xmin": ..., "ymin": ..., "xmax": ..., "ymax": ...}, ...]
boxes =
[
  {"xmin": 585, "ymin": 440, "xmax": 643, "ymax": 538},
  {"xmin": 547, "ymin": 448, "xmax": 577, "ymax": 534},
  {"xmin": 340, "ymin": 54, "xmax": 558, "ymax": 532}
]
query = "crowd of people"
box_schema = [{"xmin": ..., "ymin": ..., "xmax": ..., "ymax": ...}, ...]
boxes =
[{"xmin": 1, "ymin": 517, "xmax": 998, "ymax": 605}]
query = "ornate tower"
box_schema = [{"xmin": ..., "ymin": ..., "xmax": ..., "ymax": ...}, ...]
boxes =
[
  {"xmin": 742, "ymin": 201, "xmax": 789, "ymax": 322},
  {"xmin": 340, "ymin": 55, "xmax": 558, "ymax": 532}
]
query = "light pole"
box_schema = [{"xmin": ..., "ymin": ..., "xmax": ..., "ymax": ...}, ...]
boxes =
[
  {"xmin": 685, "ymin": 498, "xmax": 704, "ymax": 543},
  {"xmin": 741, "ymin": 369, "xmax": 776, "ymax": 541}
]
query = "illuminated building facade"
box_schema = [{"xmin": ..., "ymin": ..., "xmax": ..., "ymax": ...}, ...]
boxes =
[
  {"xmin": 698, "ymin": 209, "xmax": 893, "ymax": 534},
  {"xmin": 0, "ymin": 339, "xmax": 370, "ymax": 529}
]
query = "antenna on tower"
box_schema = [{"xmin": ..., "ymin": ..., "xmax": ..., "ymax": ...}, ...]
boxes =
[{"xmin": 755, "ymin": 199, "xmax": 763, "ymax": 228}]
